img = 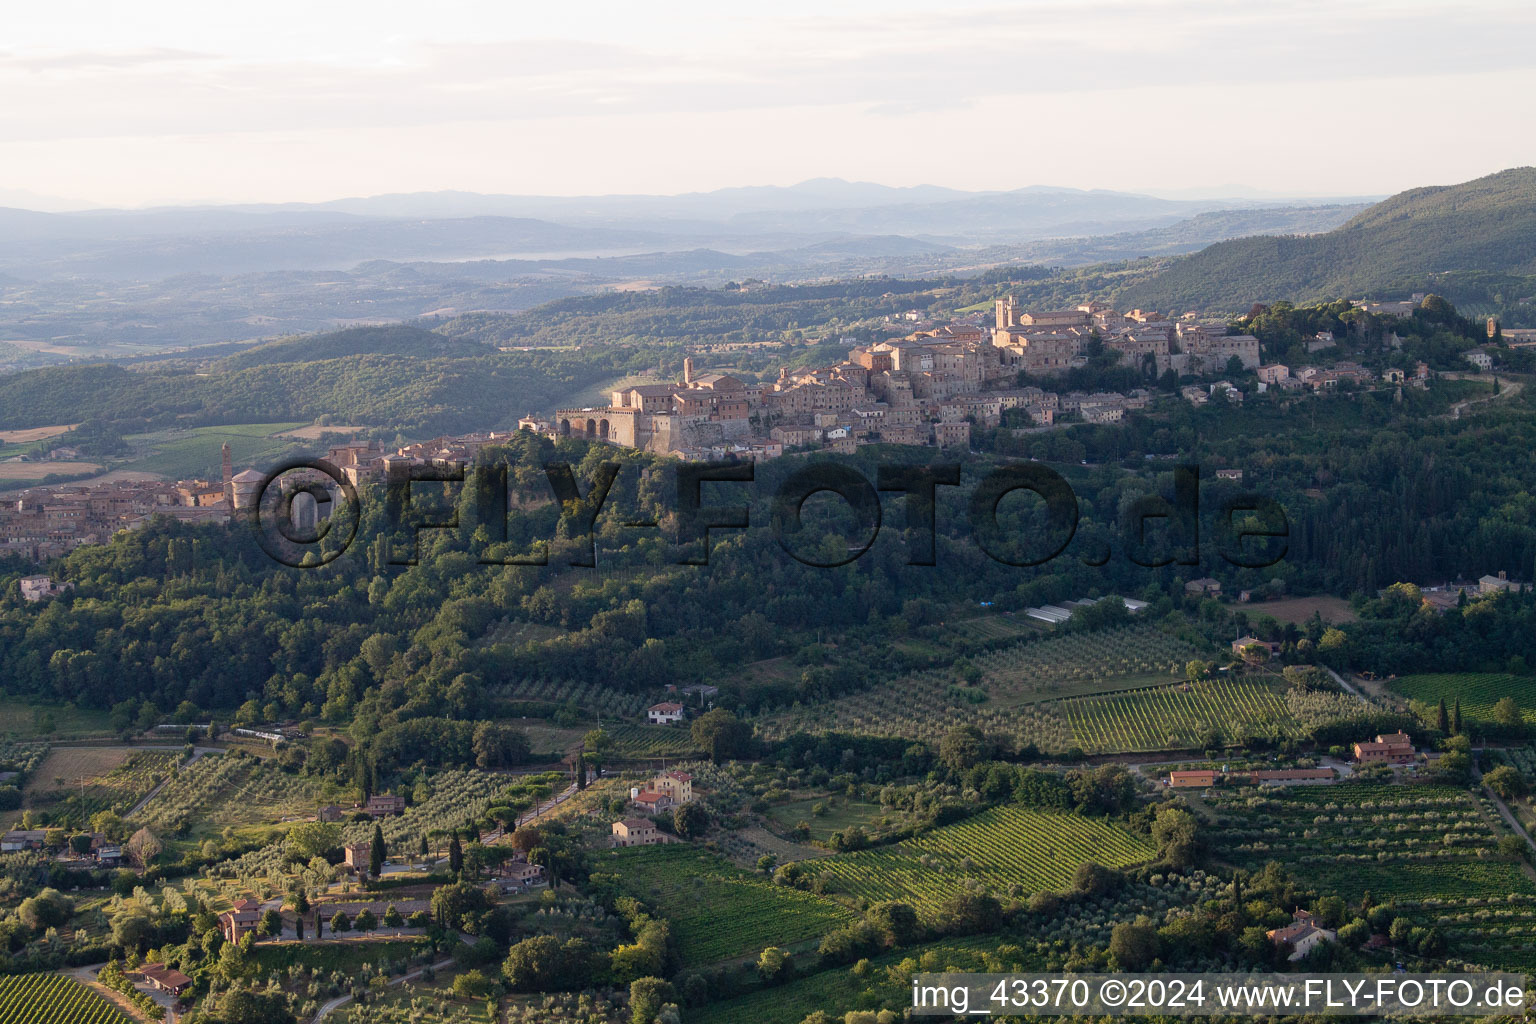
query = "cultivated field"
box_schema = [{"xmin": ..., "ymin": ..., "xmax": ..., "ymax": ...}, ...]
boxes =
[
  {"xmin": 757, "ymin": 625, "xmax": 1201, "ymax": 750},
  {"xmin": 1061, "ymin": 677, "xmax": 1296, "ymax": 752},
  {"xmin": 26, "ymin": 747, "xmax": 181, "ymax": 827},
  {"xmin": 815, "ymin": 806, "xmax": 1155, "ymax": 912},
  {"xmin": 1205, "ymin": 781, "xmax": 1530, "ymax": 900},
  {"xmin": 0, "ymin": 973, "xmax": 131, "ymax": 1024},
  {"xmin": 122, "ymin": 422, "xmax": 307, "ymax": 479},
  {"xmin": 605, "ymin": 845, "xmax": 856, "ymax": 966},
  {"xmin": 1244, "ymin": 595, "xmax": 1358, "ymax": 625},
  {"xmin": 132, "ymin": 751, "xmax": 322, "ymax": 839},
  {"xmin": 276, "ymin": 424, "xmax": 366, "ymax": 439},
  {"xmin": 0, "ymin": 460, "xmax": 102, "ymax": 480},
  {"xmin": 0, "ymin": 424, "xmax": 77, "ymax": 443}
]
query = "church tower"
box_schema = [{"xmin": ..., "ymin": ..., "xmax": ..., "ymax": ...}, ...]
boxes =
[
  {"xmin": 221, "ymin": 442, "xmax": 233, "ymax": 506},
  {"xmin": 683, "ymin": 356, "xmax": 695, "ymax": 386}
]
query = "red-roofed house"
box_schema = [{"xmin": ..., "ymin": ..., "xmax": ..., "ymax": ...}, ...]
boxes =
[
  {"xmin": 135, "ymin": 963, "xmax": 193, "ymax": 997},
  {"xmin": 1267, "ymin": 909, "xmax": 1336, "ymax": 960},
  {"xmin": 633, "ymin": 790, "xmax": 673, "ymax": 812}
]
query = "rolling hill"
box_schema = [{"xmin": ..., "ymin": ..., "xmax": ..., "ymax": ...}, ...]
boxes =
[{"xmin": 1112, "ymin": 167, "xmax": 1536, "ymax": 311}]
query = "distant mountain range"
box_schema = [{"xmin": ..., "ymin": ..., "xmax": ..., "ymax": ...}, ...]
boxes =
[
  {"xmin": 0, "ymin": 179, "xmax": 1377, "ymax": 280},
  {"xmin": 1113, "ymin": 167, "xmax": 1536, "ymax": 310}
]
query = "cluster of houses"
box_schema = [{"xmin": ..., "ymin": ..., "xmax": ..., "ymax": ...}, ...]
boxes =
[
  {"xmin": 611, "ymin": 770, "xmax": 695, "ymax": 846},
  {"xmin": 1, "ymin": 828, "xmax": 123, "ymax": 867},
  {"xmin": 316, "ymin": 793, "xmax": 406, "ymax": 822},
  {"xmin": 1384, "ymin": 571, "xmax": 1527, "ymax": 614},
  {"xmin": 519, "ymin": 301, "xmax": 1264, "ymax": 461}
]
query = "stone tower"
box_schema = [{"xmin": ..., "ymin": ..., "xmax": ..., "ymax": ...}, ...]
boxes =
[
  {"xmin": 221, "ymin": 442, "xmax": 233, "ymax": 506},
  {"xmin": 683, "ymin": 356, "xmax": 695, "ymax": 386},
  {"xmin": 995, "ymin": 295, "xmax": 1018, "ymax": 330}
]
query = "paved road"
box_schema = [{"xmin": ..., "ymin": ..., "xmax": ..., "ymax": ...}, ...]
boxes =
[
  {"xmin": 312, "ymin": 956, "xmax": 457, "ymax": 1023},
  {"xmin": 67, "ymin": 963, "xmax": 176, "ymax": 1024},
  {"xmin": 1471, "ymin": 755, "xmax": 1536, "ymax": 860},
  {"xmin": 1324, "ymin": 666, "xmax": 1369, "ymax": 702}
]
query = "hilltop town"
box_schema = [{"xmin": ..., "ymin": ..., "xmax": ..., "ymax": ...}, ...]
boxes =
[{"xmin": 0, "ymin": 296, "xmax": 1465, "ymax": 563}]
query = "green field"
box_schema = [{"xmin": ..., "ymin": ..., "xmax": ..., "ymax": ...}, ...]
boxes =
[
  {"xmin": 766, "ymin": 797, "xmax": 888, "ymax": 843},
  {"xmin": 1390, "ymin": 673, "xmax": 1536, "ymax": 726},
  {"xmin": 0, "ymin": 973, "xmax": 131, "ymax": 1024},
  {"xmin": 690, "ymin": 936, "xmax": 1014, "ymax": 1024},
  {"xmin": 814, "ymin": 806, "xmax": 1155, "ymax": 913},
  {"xmin": 124, "ymin": 422, "xmax": 307, "ymax": 479},
  {"xmin": 0, "ymin": 700, "xmax": 114, "ymax": 740},
  {"xmin": 253, "ymin": 938, "xmax": 429, "ymax": 974},
  {"xmin": 605, "ymin": 845, "xmax": 855, "ymax": 966}
]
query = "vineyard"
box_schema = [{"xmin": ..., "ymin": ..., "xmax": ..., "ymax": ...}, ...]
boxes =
[
  {"xmin": 0, "ymin": 974, "xmax": 131, "ymax": 1024},
  {"xmin": 132, "ymin": 752, "xmax": 321, "ymax": 835},
  {"xmin": 1062, "ymin": 678, "xmax": 1297, "ymax": 752},
  {"xmin": 756, "ymin": 625, "xmax": 1203, "ymax": 749},
  {"xmin": 601, "ymin": 724, "xmax": 700, "ymax": 759},
  {"xmin": 1390, "ymin": 673, "xmax": 1536, "ymax": 726},
  {"xmin": 605, "ymin": 845, "xmax": 855, "ymax": 966},
  {"xmin": 813, "ymin": 806, "xmax": 1155, "ymax": 913}
]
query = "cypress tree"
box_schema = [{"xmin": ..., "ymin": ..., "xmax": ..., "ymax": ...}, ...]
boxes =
[
  {"xmin": 1452, "ymin": 697, "xmax": 1463, "ymax": 735},
  {"xmin": 449, "ymin": 832, "xmax": 463, "ymax": 875},
  {"xmin": 370, "ymin": 823, "xmax": 386, "ymax": 878},
  {"xmin": 1437, "ymin": 698, "xmax": 1450, "ymax": 735}
]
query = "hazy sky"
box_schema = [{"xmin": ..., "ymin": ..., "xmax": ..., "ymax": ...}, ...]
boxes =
[{"xmin": 4, "ymin": 0, "xmax": 1535, "ymax": 207}]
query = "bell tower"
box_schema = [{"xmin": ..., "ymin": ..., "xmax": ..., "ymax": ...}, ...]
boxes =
[{"xmin": 221, "ymin": 442, "xmax": 233, "ymax": 506}]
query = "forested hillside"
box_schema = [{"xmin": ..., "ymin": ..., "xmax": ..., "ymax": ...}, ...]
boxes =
[
  {"xmin": 1113, "ymin": 167, "xmax": 1536, "ymax": 310},
  {"xmin": 219, "ymin": 324, "xmax": 490, "ymax": 370},
  {"xmin": 0, "ymin": 329, "xmax": 658, "ymax": 435}
]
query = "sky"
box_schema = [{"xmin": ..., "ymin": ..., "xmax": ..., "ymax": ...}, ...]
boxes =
[{"xmin": 3, "ymin": 0, "xmax": 1535, "ymax": 208}]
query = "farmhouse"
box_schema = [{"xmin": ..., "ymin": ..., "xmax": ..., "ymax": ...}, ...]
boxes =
[
  {"xmin": 1242, "ymin": 768, "xmax": 1335, "ymax": 784},
  {"xmin": 316, "ymin": 805, "xmax": 344, "ymax": 822},
  {"xmin": 365, "ymin": 794, "xmax": 406, "ymax": 816},
  {"xmin": 134, "ymin": 964, "xmax": 192, "ymax": 997},
  {"xmin": 632, "ymin": 789, "xmax": 673, "ymax": 812},
  {"xmin": 343, "ymin": 841, "xmax": 371, "ymax": 873},
  {"xmin": 1353, "ymin": 731, "xmax": 1415, "ymax": 764},
  {"xmin": 1267, "ymin": 909, "xmax": 1336, "ymax": 960},
  {"xmin": 218, "ymin": 900, "xmax": 263, "ymax": 943},
  {"xmin": 612, "ymin": 818, "xmax": 660, "ymax": 847},
  {"xmin": 648, "ymin": 770, "xmax": 694, "ymax": 805},
  {"xmin": 0, "ymin": 830, "xmax": 45, "ymax": 852},
  {"xmin": 18, "ymin": 575, "xmax": 71, "ymax": 602},
  {"xmin": 1185, "ymin": 578, "xmax": 1222, "ymax": 597},
  {"xmin": 647, "ymin": 702, "xmax": 686, "ymax": 725},
  {"xmin": 495, "ymin": 862, "xmax": 547, "ymax": 891},
  {"xmin": 1168, "ymin": 770, "xmax": 1217, "ymax": 788}
]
